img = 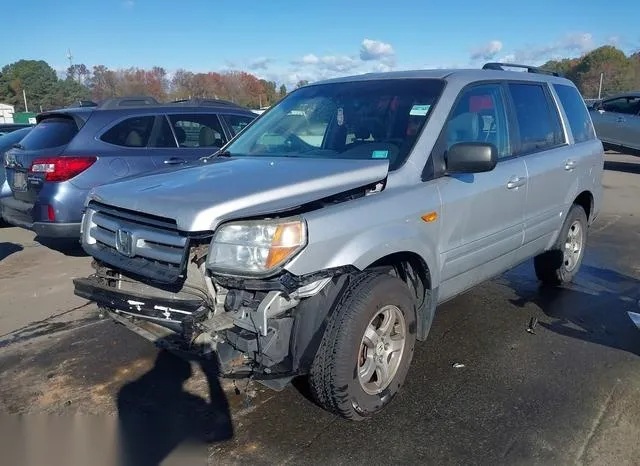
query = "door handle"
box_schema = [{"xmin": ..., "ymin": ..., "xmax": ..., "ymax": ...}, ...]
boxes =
[
  {"xmin": 564, "ymin": 159, "xmax": 576, "ymax": 171},
  {"xmin": 163, "ymin": 157, "xmax": 186, "ymax": 165},
  {"xmin": 616, "ymin": 116, "xmax": 626, "ymax": 123},
  {"xmin": 506, "ymin": 176, "xmax": 526, "ymax": 189}
]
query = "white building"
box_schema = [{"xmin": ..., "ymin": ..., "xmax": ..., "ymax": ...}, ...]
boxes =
[{"xmin": 0, "ymin": 103, "xmax": 15, "ymax": 123}]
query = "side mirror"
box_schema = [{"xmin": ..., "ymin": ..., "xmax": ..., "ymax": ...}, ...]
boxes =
[{"xmin": 446, "ymin": 142, "xmax": 498, "ymax": 174}]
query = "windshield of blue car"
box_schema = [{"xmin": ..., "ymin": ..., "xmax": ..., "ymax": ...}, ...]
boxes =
[{"xmin": 224, "ymin": 78, "xmax": 445, "ymax": 170}]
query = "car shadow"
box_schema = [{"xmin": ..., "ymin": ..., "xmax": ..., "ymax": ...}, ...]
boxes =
[
  {"xmin": 505, "ymin": 264, "xmax": 640, "ymax": 357},
  {"xmin": 116, "ymin": 350, "xmax": 233, "ymax": 466},
  {"xmin": 0, "ymin": 242, "xmax": 23, "ymax": 261},
  {"xmin": 604, "ymin": 160, "xmax": 640, "ymax": 175},
  {"xmin": 34, "ymin": 236, "xmax": 87, "ymax": 257}
]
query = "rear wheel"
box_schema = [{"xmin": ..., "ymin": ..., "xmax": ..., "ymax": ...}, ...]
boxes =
[
  {"xmin": 309, "ymin": 273, "xmax": 416, "ymax": 420},
  {"xmin": 534, "ymin": 204, "xmax": 588, "ymax": 285}
]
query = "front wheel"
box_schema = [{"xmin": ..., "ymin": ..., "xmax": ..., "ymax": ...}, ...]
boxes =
[
  {"xmin": 534, "ymin": 204, "xmax": 588, "ymax": 285},
  {"xmin": 309, "ymin": 273, "xmax": 417, "ymax": 420}
]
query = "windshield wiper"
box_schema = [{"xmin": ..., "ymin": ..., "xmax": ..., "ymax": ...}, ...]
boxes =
[{"xmin": 201, "ymin": 149, "xmax": 232, "ymax": 161}]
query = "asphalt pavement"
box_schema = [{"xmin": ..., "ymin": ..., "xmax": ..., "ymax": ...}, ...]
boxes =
[{"xmin": 0, "ymin": 152, "xmax": 639, "ymax": 466}]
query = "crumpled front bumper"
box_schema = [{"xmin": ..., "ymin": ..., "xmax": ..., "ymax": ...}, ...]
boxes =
[{"xmin": 73, "ymin": 276, "xmax": 206, "ymax": 335}]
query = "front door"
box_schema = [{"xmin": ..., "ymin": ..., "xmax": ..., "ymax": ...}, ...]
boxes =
[{"xmin": 437, "ymin": 83, "xmax": 527, "ymax": 302}]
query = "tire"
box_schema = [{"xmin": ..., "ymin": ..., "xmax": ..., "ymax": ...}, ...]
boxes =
[
  {"xmin": 309, "ymin": 273, "xmax": 417, "ymax": 420},
  {"xmin": 534, "ymin": 204, "xmax": 588, "ymax": 286}
]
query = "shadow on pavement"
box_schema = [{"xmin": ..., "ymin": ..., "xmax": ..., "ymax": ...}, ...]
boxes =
[
  {"xmin": 0, "ymin": 242, "xmax": 23, "ymax": 261},
  {"xmin": 604, "ymin": 160, "xmax": 640, "ymax": 175},
  {"xmin": 117, "ymin": 350, "xmax": 233, "ymax": 466},
  {"xmin": 34, "ymin": 236, "xmax": 87, "ymax": 257},
  {"xmin": 507, "ymin": 264, "xmax": 640, "ymax": 357}
]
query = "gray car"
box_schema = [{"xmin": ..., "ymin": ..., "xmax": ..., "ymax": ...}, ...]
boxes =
[
  {"xmin": 74, "ymin": 63, "xmax": 604, "ymax": 420},
  {"xmin": 1, "ymin": 99, "xmax": 255, "ymax": 239},
  {"xmin": 590, "ymin": 92, "xmax": 640, "ymax": 152}
]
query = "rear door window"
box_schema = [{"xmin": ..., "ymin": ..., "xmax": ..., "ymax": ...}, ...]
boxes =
[
  {"xmin": 168, "ymin": 114, "xmax": 226, "ymax": 148},
  {"xmin": 100, "ymin": 116, "xmax": 155, "ymax": 147},
  {"xmin": 223, "ymin": 114, "xmax": 255, "ymax": 135},
  {"xmin": 508, "ymin": 83, "xmax": 565, "ymax": 154},
  {"xmin": 18, "ymin": 118, "xmax": 78, "ymax": 150},
  {"xmin": 553, "ymin": 84, "xmax": 596, "ymax": 143}
]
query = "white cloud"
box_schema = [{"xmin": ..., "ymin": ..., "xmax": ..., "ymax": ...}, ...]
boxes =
[
  {"xmin": 360, "ymin": 39, "xmax": 395, "ymax": 61},
  {"xmin": 248, "ymin": 57, "xmax": 275, "ymax": 70},
  {"xmin": 470, "ymin": 40, "xmax": 503, "ymax": 61},
  {"xmin": 122, "ymin": 0, "xmax": 134, "ymax": 9},
  {"xmin": 299, "ymin": 54, "xmax": 319, "ymax": 65},
  {"xmin": 508, "ymin": 32, "xmax": 595, "ymax": 64}
]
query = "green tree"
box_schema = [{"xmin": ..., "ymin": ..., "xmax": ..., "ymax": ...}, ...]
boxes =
[
  {"xmin": 50, "ymin": 78, "xmax": 91, "ymax": 108},
  {"xmin": 0, "ymin": 60, "xmax": 58, "ymax": 111},
  {"xmin": 279, "ymin": 84, "xmax": 287, "ymax": 98},
  {"xmin": 573, "ymin": 46, "xmax": 633, "ymax": 98},
  {"xmin": 295, "ymin": 80, "xmax": 309, "ymax": 89}
]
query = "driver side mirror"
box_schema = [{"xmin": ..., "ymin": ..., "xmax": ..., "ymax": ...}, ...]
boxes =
[{"xmin": 446, "ymin": 142, "xmax": 498, "ymax": 174}]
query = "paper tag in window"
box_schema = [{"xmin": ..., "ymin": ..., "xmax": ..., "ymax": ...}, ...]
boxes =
[
  {"xmin": 409, "ymin": 104, "xmax": 431, "ymax": 116},
  {"xmin": 372, "ymin": 150, "xmax": 388, "ymax": 159},
  {"xmin": 337, "ymin": 107, "xmax": 344, "ymax": 126}
]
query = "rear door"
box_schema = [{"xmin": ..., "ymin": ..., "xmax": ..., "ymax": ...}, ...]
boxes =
[
  {"xmin": 149, "ymin": 113, "xmax": 229, "ymax": 166},
  {"xmin": 616, "ymin": 100, "xmax": 640, "ymax": 151},
  {"xmin": 592, "ymin": 96, "xmax": 639, "ymax": 146},
  {"xmin": 5, "ymin": 115, "xmax": 79, "ymax": 203},
  {"xmin": 510, "ymin": 82, "xmax": 570, "ymax": 250}
]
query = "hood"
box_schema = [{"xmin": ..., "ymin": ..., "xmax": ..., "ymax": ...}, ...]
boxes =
[{"xmin": 88, "ymin": 156, "xmax": 389, "ymax": 232}]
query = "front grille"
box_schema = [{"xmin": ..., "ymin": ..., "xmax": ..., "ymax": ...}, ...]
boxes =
[{"xmin": 82, "ymin": 202, "xmax": 188, "ymax": 283}]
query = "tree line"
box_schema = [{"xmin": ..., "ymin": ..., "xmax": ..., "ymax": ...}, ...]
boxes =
[
  {"xmin": 1, "ymin": 46, "xmax": 638, "ymax": 113},
  {"xmin": 0, "ymin": 60, "xmax": 299, "ymax": 112},
  {"xmin": 542, "ymin": 46, "xmax": 640, "ymax": 98}
]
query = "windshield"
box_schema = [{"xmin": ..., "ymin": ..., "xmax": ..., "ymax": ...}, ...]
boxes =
[{"xmin": 225, "ymin": 78, "xmax": 445, "ymax": 170}]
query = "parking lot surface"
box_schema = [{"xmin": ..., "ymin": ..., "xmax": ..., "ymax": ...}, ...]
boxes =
[{"xmin": 1, "ymin": 152, "xmax": 639, "ymax": 465}]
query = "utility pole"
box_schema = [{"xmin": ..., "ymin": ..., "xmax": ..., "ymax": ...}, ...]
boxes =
[
  {"xmin": 598, "ymin": 72, "xmax": 603, "ymax": 100},
  {"xmin": 23, "ymin": 89, "xmax": 29, "ymax": 113},
  {"xmin": 67, "ymin": 48, "xmax": 73, "ymax": 69}
]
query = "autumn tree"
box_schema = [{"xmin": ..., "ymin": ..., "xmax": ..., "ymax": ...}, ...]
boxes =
[
  {"xmin": 66, "ymin": 64, "xmax": 90, "ymax": 84},
  {"xmin": 296, "ymin": 80, "xmax": 309, "ymax": 89},
  {"xmin": 89, "ymin": 65, "xmax": 118, "ymax": 101}
]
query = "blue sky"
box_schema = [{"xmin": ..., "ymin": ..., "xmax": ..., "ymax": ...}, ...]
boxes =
[{"xmin": 2, "ymin": 0, "xmax": 639, "ymax": 88}]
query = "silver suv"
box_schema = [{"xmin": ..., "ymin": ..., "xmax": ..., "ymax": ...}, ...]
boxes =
[
  {"xmin": 74, "ymin": 63, "xmax": 604, "ymax": 420},
  {"xmin": 589, "ymin": 92, "xmax": 640, "ymax": 153}
]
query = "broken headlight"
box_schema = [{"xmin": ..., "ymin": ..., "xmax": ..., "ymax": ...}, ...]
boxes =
[{"xmin": 206, "ymin": 218, "xmax": 307, "ymax": 275}]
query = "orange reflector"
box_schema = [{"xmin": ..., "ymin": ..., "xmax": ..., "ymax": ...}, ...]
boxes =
[{"xmin": 421, "ymin": 212, "xmax": 438, "ymax": 223}]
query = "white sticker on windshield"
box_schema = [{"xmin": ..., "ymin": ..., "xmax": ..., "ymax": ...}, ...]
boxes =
[
  {"xmin": 410, "ymin": 104, "xmax": 431, "ymax": 116},
  {"xmin": 336, "ymin": 107, "xmax": 344, "ymax": 126}
]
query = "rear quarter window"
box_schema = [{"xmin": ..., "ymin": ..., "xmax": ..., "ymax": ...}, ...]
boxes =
[
  {"xmin": 553, "ymin": 84, "xmax": 596, "ymax": 143},
  {"xmin": 224, "ymin": 114, "xmax": 255, "ymax": 135},
  {"xmin": 100, "ymin": 116, "xmax": 155, "ymax": 147},
  {"xmin": 18, "ymin": 118, "xmax": 78, "ymax": 150}
]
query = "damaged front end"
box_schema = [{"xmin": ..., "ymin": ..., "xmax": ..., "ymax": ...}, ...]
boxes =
[{"xmin": 74, "ymin": 241, "xmax": 355, "ymax": 390}]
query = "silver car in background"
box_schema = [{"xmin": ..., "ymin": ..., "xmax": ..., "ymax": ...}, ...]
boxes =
[{"xmin": 590, "ymin": 92, "xmax": 640, "ymax": 152}]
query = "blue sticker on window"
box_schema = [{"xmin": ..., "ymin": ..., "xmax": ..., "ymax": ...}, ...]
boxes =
[{"xmin": 372, "ymin": 150, "xmax": 388, "ymax": 159}]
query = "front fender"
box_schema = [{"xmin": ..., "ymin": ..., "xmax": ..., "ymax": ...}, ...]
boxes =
[{"xmin": 286, "ymin": 218, "xmax": 441, "ymax": 288}]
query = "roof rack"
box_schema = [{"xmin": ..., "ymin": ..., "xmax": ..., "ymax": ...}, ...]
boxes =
[
  {"xmin": 98, "ymin": 96, "xmax": 159, "ymax": 109},
  {"xmin": 66, "ymin": 99, "xmax": 98, "ymax": 108},
  {"xmin": 168, "ymin": 98, "xmax": 243, "ymax": 108},
  {"xmin": 482, "ymin": 62, "xmax": 563, "ymax": 77}
]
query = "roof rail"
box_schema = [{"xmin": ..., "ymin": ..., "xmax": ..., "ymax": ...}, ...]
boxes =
[
  {"xmin": 482, "ymin": 62, "xmax": 563, "ymax": 77},
  {"xmin": 168, "ymin": 98, "xmax": 243, "ymax": 108},
  {"xmin": 66, "ymin": 100, "xmax": 98, "ymax": 108},
  {"xmin": 98, "ymin": 96, "xmax": 159, "ymax": 109}
]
